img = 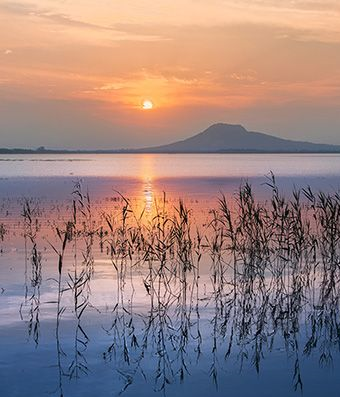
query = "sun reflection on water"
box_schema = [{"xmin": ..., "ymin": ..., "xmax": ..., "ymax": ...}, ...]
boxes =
[
  {"xmin": 143, "ymin": 177, "xmax": 153, "ymax": 215},
  {"xmin": 139, "ymin": 154, "xmax": 155, "ymax": 215}
]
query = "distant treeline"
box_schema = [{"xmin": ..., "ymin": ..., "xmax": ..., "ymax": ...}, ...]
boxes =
[{"xmin": 1, "ymin": 147, "xmax": 340, "ymax": 154}]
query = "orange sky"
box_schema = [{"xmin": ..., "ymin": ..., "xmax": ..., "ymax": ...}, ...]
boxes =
[{"xmin": 1, "ymin": 0, "xmax": 340, "ymax": 148}]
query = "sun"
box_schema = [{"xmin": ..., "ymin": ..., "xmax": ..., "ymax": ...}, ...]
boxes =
[{"xmin": 142, "ymin": 99, "xmax": 154, "ymax": 110}]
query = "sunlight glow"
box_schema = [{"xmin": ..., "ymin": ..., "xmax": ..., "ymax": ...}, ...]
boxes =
[{"xmin": 142, "ymin": 100, "xmax": 154, "ymax": 110}]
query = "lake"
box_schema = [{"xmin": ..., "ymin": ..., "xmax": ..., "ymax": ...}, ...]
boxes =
[{"xmin": 1, "ymin": 153, "xmax": 340, "ymax": 397}]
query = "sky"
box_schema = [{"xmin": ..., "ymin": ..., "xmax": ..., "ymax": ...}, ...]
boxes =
[{"xmin": 1, "ymin": 0, "xmax": 340, "ymax": 149}]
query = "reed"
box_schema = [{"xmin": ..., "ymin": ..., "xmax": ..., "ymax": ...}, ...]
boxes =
[
  {"xmin": 11, "ymin": 176, "xmax": 340, "ymax": 394},
  {"xmin": 20, "ymin": 198, "xmax": 42, "ymax": 346}
]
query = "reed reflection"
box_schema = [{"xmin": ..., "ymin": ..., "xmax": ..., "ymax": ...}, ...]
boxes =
[{"xmin": 3, "ymin": 176, "xmax": 340, "ymax": 396}]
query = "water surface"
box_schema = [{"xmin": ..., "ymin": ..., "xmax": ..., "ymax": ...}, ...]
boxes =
[{"xmin": 1, "ymin": 153, "xmax": 340, "ymax": 397}]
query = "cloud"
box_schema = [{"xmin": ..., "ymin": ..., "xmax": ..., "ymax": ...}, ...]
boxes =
[
  {"xmin": 0, "ymin": 2, "xmax": 167, "ymax": 42},
  {"xmin": 96, "ymin": 82, "xmax": 128, "ymax": 91},
  {"xmin": 4, "ymin": 49, "xmax": 12, "ymax": 55},
  {"xmin": 246, "ymin": 0, "xmax": 340, "ymax": 12},
  {"xmin": 2, "ymin": 1, "xmax": 340, "ymax": 44},
  {"xmin": 0, "ymin": 2, "xmax": 111, "ymax": 30},
  {"xmin": 230, "ymin": 70, "xmax": 258, "ymax": 82}
]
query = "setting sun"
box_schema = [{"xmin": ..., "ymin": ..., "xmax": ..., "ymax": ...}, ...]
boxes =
[{"xmin": 142, "ymin": 100, "xmax": 154, "ymax": 110}]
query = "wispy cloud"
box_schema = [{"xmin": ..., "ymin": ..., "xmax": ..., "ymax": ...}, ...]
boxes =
[
  {"xmin": 230, "ymin": 70, "xmax": 258, "ymax": 82},
  {"xmin": 0, "ymin": 1, "xmax": 168, "ymax": 41},
  {"xmin": 0, "ymin": 2, "xmax": 117, "ymax": 31}
]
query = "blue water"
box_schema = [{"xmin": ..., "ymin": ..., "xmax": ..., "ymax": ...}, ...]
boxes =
[{"xmin": 1, "ymin": 153, "xmax": 340, "ymax": 397}]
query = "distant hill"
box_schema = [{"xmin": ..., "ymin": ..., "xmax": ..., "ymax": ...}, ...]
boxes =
[
  {"xmin": 139, "ymin": 123, "xmax": 340, "ymax": 153},
  {"xmin": 1, "ymin": 123, "xmax": 340, "ymax": 154}
]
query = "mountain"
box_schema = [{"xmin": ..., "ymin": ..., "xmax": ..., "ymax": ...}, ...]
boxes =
[
  {"xmin": 1, "ymin": 123, "xmax": 340, "ymax": 154},
  {"xmin": 139, "ymin": 123, "xmax": 340, "ymax": 153}
]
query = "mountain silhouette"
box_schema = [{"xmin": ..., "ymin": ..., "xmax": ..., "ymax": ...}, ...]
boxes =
[
  {"xmin": 1, "ymin": 123, "xmax": 339, "ymax": 153},
  {"xmin": 139, "ymin": 123, "xmax": 340, "ymax": 153}
]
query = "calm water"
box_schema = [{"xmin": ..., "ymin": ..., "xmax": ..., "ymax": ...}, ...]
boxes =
[
  {"xmin": 1, "ymin": 153, "xmax": 340, "ymax": 178},
  {"xmin": 1, "ymin": 153, "xmax": 340, "ymax": 397},
  {"xmin": 1, "ymin": 153, "xmax": 340, "ymax": 201}
]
